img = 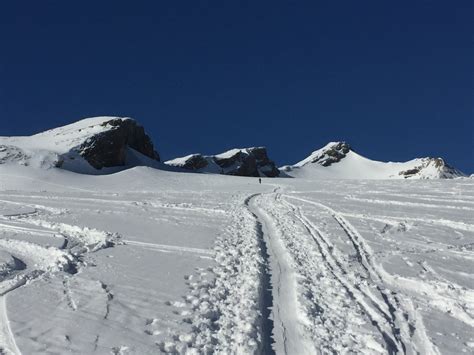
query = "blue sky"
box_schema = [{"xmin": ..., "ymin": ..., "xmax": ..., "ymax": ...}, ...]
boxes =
[{"xmin": 1, "ymin": 1, "xmax": 472, "ymax": 172}]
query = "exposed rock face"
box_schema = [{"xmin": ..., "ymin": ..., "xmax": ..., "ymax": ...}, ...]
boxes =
[
  {"xmin": 214, "ymin": 147, "xmax": 280, "ymax": 177},
  {"xmin": 307, "ymin": 142, "xmax": 351, "ymax": 166},
  {"xmin": 78, "ymin": 119, "xmax": 160, "ymax": 169},
  {"xmin": 175, "ymin": 154, "xmax": 210, "ymax": 170},
  {"xmin": 165, "ymin": 147, "xmax": 280, "ymax": 177},
  {"xmin": 0, "ymin": 116, "xmax": 161, "ymax": 173}
]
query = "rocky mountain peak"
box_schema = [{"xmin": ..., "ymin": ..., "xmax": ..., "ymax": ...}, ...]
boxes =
[
  {"xmin": 77, "ymin": 117, "xmax": 160, "ymax": 169},
  {"xmin": 292, "ymin": 141, "xmax": 352, "ymax": 168},
  {"xmin": 166, "ymin": 147, "xmax": 280, "ymax": 177},
  {"xmin": 0, "ymin": 116, "xmax": 161, "ymax": 173}
]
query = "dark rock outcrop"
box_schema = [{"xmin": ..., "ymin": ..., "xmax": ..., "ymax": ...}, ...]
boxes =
[
  {"xmin": 78, "ymin": 118, "xmax": 160, "ymax": 169},
  {"xmin": 176, "ymin": 154, "xmax": 210, "ymax": 170},
  {"xmin": 308, "ymin": 142, "xmax": 351, "ymax": 166},
  {"xmin": 166, "ymin": 147, "xmax": 280, "ymax": 177},
  {"xmin": 214, "ymin": 147, "xmax": 280, "ymax": 177}
]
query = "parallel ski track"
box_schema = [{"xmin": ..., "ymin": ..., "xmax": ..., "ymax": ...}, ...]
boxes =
[
  {"xmin": 279, "ymin": 195, "xmax": 403, "ymax": 353},
  {"xmin": 248, "ymin": 193, "xmax": 316, "ymax": 354},
  {"xmin": 285, "ymin": 194, "xmax": 440, "ymax": 354}
]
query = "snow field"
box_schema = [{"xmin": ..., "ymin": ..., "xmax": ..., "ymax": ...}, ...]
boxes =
[{"xmin": 0, "ymin": 166, "xmax": 472, "ymax": 354}]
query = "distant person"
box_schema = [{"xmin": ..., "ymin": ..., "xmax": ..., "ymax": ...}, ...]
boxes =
[{"xmin": 259, "ymin": 178, "xmax": 262, "ymax": 184}]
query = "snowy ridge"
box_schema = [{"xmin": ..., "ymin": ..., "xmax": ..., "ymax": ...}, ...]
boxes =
[
  {"xmin": 282, "ymin": 141, "xmax": 465, "ymax": 179},
  {"xmin": 165, "ymin": 147, "xmax": 280, "ymax": 177},
  {"xmin": 1, "ymin": 118, "xmax": 467, "ymax": 179},
  {"xmin": 0, "ymin": 116, "xmax": 161, "ymax": 174}
]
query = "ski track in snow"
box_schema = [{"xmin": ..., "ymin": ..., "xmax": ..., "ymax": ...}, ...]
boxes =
[
  {"xmin": 0, "ymin": 197, "xmax": 122, "ymax": 354},
  {"xmin": 249, "ymin": 193, "xmax": 318, "ymax": 354},
  {"xmin": 288, "ymin": 194, "xmax": 474, "ymax": 328},
  {"xmin": 0, "ymin": 295, "xmax": 21, "ymax": 355},
  {"xmin": 345, "ymin": 196, "xmax": 474, "ymax": 212},
  {"xmin": 253, "ymin": 192, "xmax": 399, "ymax": 354},
  {"xmin": 160, "ymin": 193, "xmax": 273, "ymax": 354},
  {"xmin": 0, "ymin": 180, "xmax": 472, "ymax": 354},
  {"xmin": 167, "ymin": 189, "xmax": 443, "ymax": 354},
  {"xmin": 0, "ymin": 238, "xmax": 75, "ymax": 355},
  {"xmin": 124, "ymin": 239, "xmax": 214, "ymax": 258},
  {"xmin": 285, "ymin": 194, "xmax": 448, "ymax": 354}
]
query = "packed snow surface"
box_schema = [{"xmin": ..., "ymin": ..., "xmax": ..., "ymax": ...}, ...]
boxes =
[{"xmin": 0, "ymin": 163, "xmax": 473, "ymax": 354}]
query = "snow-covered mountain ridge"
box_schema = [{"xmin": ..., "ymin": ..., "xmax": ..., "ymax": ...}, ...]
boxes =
[
  {"xmin": 282, "ymin": 141, "xmax": 465, "ymax": 179},
  {"xmin": 165, "ymin": 147, "xmax": 280, "ymax": 177},
  {"xmin": 0, "ymin": 117, "xmax": 467, "ymax": 179},
  {"xmin": 0, "ymin": 117, "xmax": 160, "ymax": 174}
]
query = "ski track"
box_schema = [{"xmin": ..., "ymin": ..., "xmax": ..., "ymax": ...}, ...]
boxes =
[
  {"xmin": 0, "ymin": 197, "xmax": 122, "ymax": 354},
  {"xmin": 286, "ymin": 194, "xmax": 442, "ymax": 354},
  {"xmin": 0, "ymin": 295, "xmax": 21, "ymax": 355},
  {"xmin": 0, "ymin": 194, "xmax": 228, "ymax": 216},
  {"xmin": 280, "ymin": 197, "xmax": 405, "ymax": 352},
  {"xmin": 162, "ymin": 189, "xmax": 460, "ymax": 354},
  {"xmin": 158, "ymin": 193, "xmax": 273, "ymax": 354},
  {"xmin": 0, "ymin": 184, "xmax": 471, "ymax": 354},
  {"xmin": 249, "ymin": 194, "xmax": 318, "ymax": 354},
  {"xmin": 0, "ymin": 238, "xmax": 75, "ymax": 355},
  {"xmin": 124, "ymin": 239, "xmax": 214, "ymax": 257},
  {"xmin": 288, "ymin": 194, "xmax": 474, "ymax": 328},
  {"xmin": 339, "ymin": 212, "xmax": 474, "ymax": 233},
  {"xmin": 345, "ymin": 196, "xmax": 474, "ymax": 211},
  {"xmin": 255, "ymin": 192, "xmax": 402, "ymax": 353}
]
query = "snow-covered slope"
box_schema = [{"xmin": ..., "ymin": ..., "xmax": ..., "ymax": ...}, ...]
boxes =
[
  {"xmin": 282, "ymin": 142, "xmax": 465, "ymax": 179},
  {"xmin": 0, "ymin": 163, "xmax": 472, "ymax": 354},
  {"xmin": 165, "ymin": 147, "xmax": 280, "ymax": 177},
  {"xmin": 0, "ymin": 117, "xmax": 161, "ymax": 174}
]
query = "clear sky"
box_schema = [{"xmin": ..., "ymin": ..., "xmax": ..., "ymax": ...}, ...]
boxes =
[{"xmin": 1, "ymin": 1, "xmax": 472, "ymax": 172}]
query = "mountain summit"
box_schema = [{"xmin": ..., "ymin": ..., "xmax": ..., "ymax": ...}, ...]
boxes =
[
  {"xmin": 281, "ymin": 141, "xmax": 465, "ymax": 179},
  {"xmin": 0, "ymin": 116, "xmax": 161, "ymax": 174}
]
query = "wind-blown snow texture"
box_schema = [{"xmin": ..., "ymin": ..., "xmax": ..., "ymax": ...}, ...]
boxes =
[{"xmin": 0, "ymin": 163, "xmax": 472, "ymax": 354}]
